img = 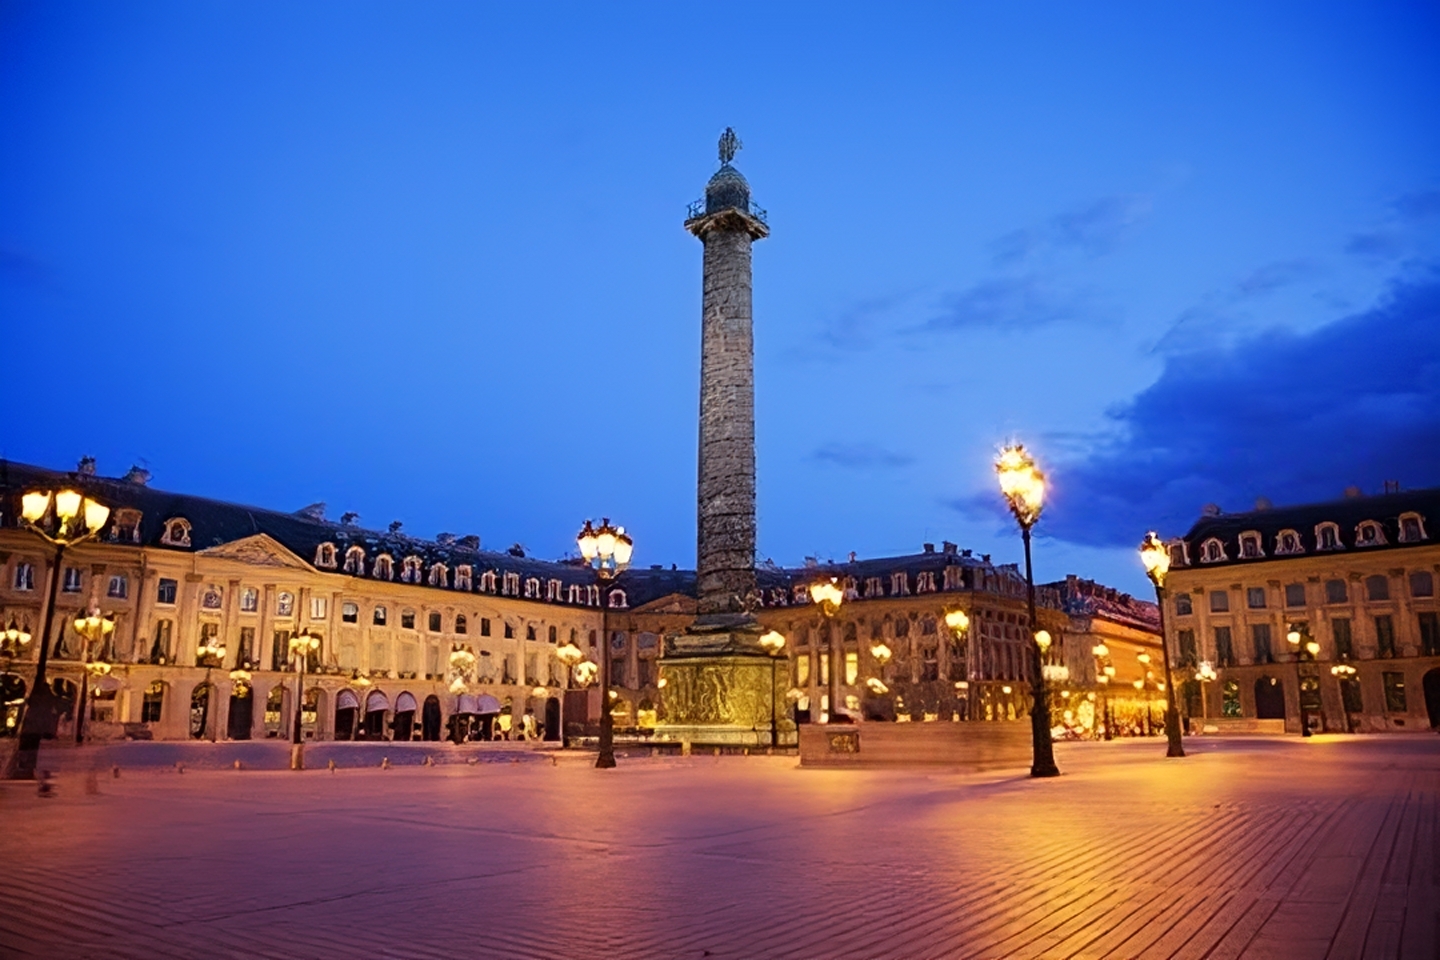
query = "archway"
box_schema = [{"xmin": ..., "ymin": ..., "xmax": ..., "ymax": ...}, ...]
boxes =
[
  {"xmin": 190, "ymin": 683, "xmax": 213, "ymax": 739},
  {"xmin": 1255, "ymin": 676, "xmax": 1286, "ymax": 720},
  {"xmin": 421, "ymin": 695, "xmax": 442, "ymax": 741},
  {"xmin": 544, "ymin": 696, "xmax": 561, "ymax": 741},
  {"xmin": 227, "ymin": 683, "xmax": 253, "ymax": 740},
  {"xmin": 363, "ymin": 690, "xmax": 389, "ymax": 740},
  {"xmin": 334, "ymin": 689, "xmax": 360, "ymax": 741},
  {"xmin": 1, "ymin": 674, "xmax": 26, "ymax": 737},
  {"xmin": 264, "ymin": 686, "xmax": 287, "ymax": 738},
  {"xmin": 1423, "ymin": 668, "xmax": 1440, "ymax": 730},
  {"xmin": 393, "ymin": 692, "xmax": 417, "ymax": 741}
]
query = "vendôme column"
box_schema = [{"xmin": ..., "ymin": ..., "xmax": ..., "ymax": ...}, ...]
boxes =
[{"xmin": 658, "ymin": 129, "xmax": 785, "ymax": 747}]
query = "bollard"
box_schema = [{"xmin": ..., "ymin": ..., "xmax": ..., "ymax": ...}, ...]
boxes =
[
  {"xmin": 551, "ymin": 755, "xmax": 558, "ymax": 767},
  {"xmin": 681, "ymin": 739, "xmax": 691, "ymax": 757},
  {"xmin": 233, "ymin": 760, "xmax": 243, "ymax": 771},
  {"xmin": 176, "ymin": 762, "xmax": 185, "ymax": 774},
  {"xmin": 422, "ymin": 755, "xmax": 433, "ymax": 767},
  {"xmin": 381, "ymin": 757, "xmax": 390, "ymax": 769},
  {"xmin": 37, "ymin": 770, "xmax": 54, "ymax": 798},
  {"xmin": 111, "ymin": 765, "xmax": 121, "ymax": 779},
  {"xmin": 327, "ymin": 759, "xmax": 337, "ymax": 773}
]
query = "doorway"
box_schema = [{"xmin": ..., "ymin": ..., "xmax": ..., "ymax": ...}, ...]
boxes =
[
  {"xmin": 1423, "ymin": 668, "xmax": 1440, "ymax": 730},
  {"xmin": 1255, "ymin": 677, "xmax": 1286, "ymax": 720},
  {"xmin": 544, "ymin": 697, "xmax": 560, "ymax": 741},
  {"xmin": 421, "ymin": 695, "xmax": 442, "ymax": 741},
  {"xmin": 189, "ymin": 683, "xmax": 212, "ymax": 739},
  {"xmin": 227, "ymin": 688, "xmax": 253, "ymax": 740}
]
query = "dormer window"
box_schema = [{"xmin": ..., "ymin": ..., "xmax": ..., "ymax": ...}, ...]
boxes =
[
  {"xmin": 479, "ymin": 570, "xmax": 497, "ymax": 594},
  {"xmin": 1275, "ymin": 530, "xmax": 1303, "ymax": 555},
  {"xmin": 608, "ymin": 589, "xmax": 628, "ymax": 609},
  {"xmin": 343, "ymin": 546, "xmax": 365, "ymax": 575},
  {"xmin": 792, "ymin": 584, "xmax": 810, "ymax": 604},
  {"xmin": 109, "ymin": 508, "xmax": 143, "ymax": 544},
  {"xmin": 890, "ymin": 572, "xmax": 911, "ymax": 596},
  {"xmin": 546, "ymin": 579, "xmax": 562, "ymax": 601},
  {"xmin": 428, "ymin": 563, "xmax": 448, "ymax": 588},
  {"xmin": 1355, "ymin": 522, "xmax": 1385, "ymax": 547},
  {"xmin": 1167, "ymin": 541, "xmax": 1189, "ymax": 567},
  {"xmin": 586, "ymin": 584, "xmax": 600, "ymax": 606},
  {"xmin": 1315, "ymin": 522, "xmax": 1342, "ymax": 551},
  {"xmin": 160, "ymin": 518, "xmax": 191, "ymax": 547},
  {"xmin": 1238, "ymin": 532, "xmax": 1264, "ymax": 559},
  {"xmin": 915, "ymin": 571, "xmax": 937, "ymax": 593},
  {"xmin": 1200, "ymin": 538, "xmax": 1227, "ymax": 563},
  {"xmin": 567, "ymin": 584, "xmax": 582, "ymax": 604},
  {"xmin": 523, "ymin": 577, "xmax": 541, "ymax": 599},
  {"xmin": 455, "ymin": 565, "xmax": 472, "ymax": 591},
  {"xmin": 769, "ymin": 587, "xmax": 789, "ymax": 606},
  {"xmin": 1399, "ymin": 513, "xmax": 1427, "ymax": 543},
  {"xmin": 401, "ymin": 556, "xmax": 422, "ymax": 584},
  {"xmin": 314, "ymin": 542, "xmax": 337, "ymax": 568},
  {"xmin": 373, "ymin": 554, "xmax": 394, "ymax": 581},
  {"xmin": 502, "ymin": 572, "xmax": 520, "ymax": 596}
]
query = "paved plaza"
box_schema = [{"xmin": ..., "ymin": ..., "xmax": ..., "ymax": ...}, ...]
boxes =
[{"xmin": 1, "ymin": 735, "xmax": 1436, "ymax": 959}]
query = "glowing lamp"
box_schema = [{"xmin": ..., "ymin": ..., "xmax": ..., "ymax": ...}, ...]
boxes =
[
  {"xmin": 555, "ymin": 640, "xmax": 584, "ymax": 667},
  {"xmin": 532, "ymin": 686, "xmax": 548, "ymax": 698},
  {"xmin": 809, "ymin": 579, "xmax": 844, "ymax": 610},
  {"xmin": 1133, "ymin": 679, "xmax": 1145, "ymax": 690},
  {"xmin": 1139, "ymin": 531, "xmax": 1170, "ymax": 588},
  {"xmin": 83, "ymin": 498, "xmax": 110, "ymax": 534},
  {"xmin": 449, "ymin": 676, "xmax": 467, "ymax": 694},
  {"xmin": 1287, "ymin": 628, "xmax": 1302, "ymax": 645},
  {"xmin": 595, "ymin": 526, "xmax": 617, "ymax": 560},
  {"xmin": 869, "ymin": 641, "xmax": 892, "ymax": 664},
  {"xmin": 577, "ymin": 520, "xmax": 599, "ymax": 560},
  {"xmin": 954, "ymin": 680, "xmax": 970, "ymax": 691},
  {"xmin": 613, "ymin": 530, "xmax": 634, "ymax": 567},
  {"xmin": 865, "ymin": 677, "xmax": 888, "ymax": 695},
  {"xmin": 1305, "ymin": 640, "xmax": 1320, "ymax": 657},
  {"xmin": 21, "ymin": 491, "xmax": 51, "ymax": 523},
  {"xmin": 944, "ymin": 610, "xmax": 970, "ymax": 632},
  {"xmin": 1001, "ymin": 685, "xmax": 1013, "ymax": 695},
  {"xmin": 1092, "ymin": 642, "xmax": 1108, "ymax": 658},
  {"xmin": 1034, "ymin": 630, "xmax": 1052, "ymax": 652},
  {"xmin": 54, "ymin": 489, "xmax": 82, "ymax": 522},
  {"xmin": 1104, "ymin": 665, "xmax": 1117, "ymax": 677},
  {"xmin": 759, "ymin": 630, "xmax": 786, "ymax": 655},
  {"xmin": 995, "ymin": 443, "xmax": 1046, "ymax": 526}
]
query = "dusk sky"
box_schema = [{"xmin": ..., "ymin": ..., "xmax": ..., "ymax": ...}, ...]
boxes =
[{"xmin": 3, "ymin": 2, "xmax": 1437, "ymax": 595}]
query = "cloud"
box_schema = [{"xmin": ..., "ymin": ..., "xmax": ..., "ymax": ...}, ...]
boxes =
[
  {"xmin": 812, "ymin": 442, "xmax": 915, "ymax": 469},
  {"xmin": 1234, "ymin": 259, "xmax": 1322, "ymax": 297},
  {"xmin": 921, "ymin": 275, "xmax": 1079, "ymax": 331},
  {"xmin": 1394, "ymin": 189, "xmax": 1440, "ymax": 222},
  {"xmin": 968, "ymin": 273, "xmax": 1440, "ymax": 547},
  {"xmin": 990, "ymin": 194, "xmax": 1152, "ymax": 267},
  {"xmin": 1345, "ymin": 230, "xmax": 1406, "ymax": 260}
]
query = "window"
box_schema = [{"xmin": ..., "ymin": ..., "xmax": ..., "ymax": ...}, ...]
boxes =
[
  {"xmin": 1316, "ymin": 523, "xmax": 1341, "ymax": 551},
  {"xmin": 1222, "ymin": 680, "xmax": 1240, "ymax": 718},
  {"xmin": 13, "ymin": 562, "xmax": 34, "ymax": 591},
  {"xmin": 1177, "ymin": 629, "xmax": 1197, "ymax": 667},
  {"xmin": 1214, "ymin": 627, "xmax": 1235, "ymax": 667},
  {"xmin": 796, "ymin": 654, "xmax": 811, "ymax": 685},
  {"xmin": 373, "ymin": 555, "xmax": 394, "ymax": 581},
  {"xmin": 846, "ymin": 651, "xmax": 860, "ymax": 684},
  {"xmin": 890, "ymin": 572, "xmax": 910, "ymax": 596},
  {"xmin": 1284, "ymin": 583, "xmax": 1306, "ymax": 607},
  {"xmin": 547, "ymin": 579, "xmax": 563, "ymax": 601},
  {"xmin": 526, "ymin": 625, "xmax": 536, "ymax": 641},
  {"xmin": 609, "ymin": 655, "xmax": 624, "ymax": 688},
  {"xmin": 310, "ymin": 596, "xmax": 327, "ymax": 620},
  {"xmin": 428, "ymin": 612, "xmax": 442, "ymax": 632},
  {"xmin": 428, "ymin": 563, "xmax": 448, "ymax": 587},
  {"xmin": 1200, "ymin": 538, "xmax": 1226, "ymax": 563},
  {"xmin": 480, "ymin": 617, "xmax": 491, "ymax": 637},
  {"xmin": 62, "ymin": 567, "xmax": 82, "ymax": 593},
  {"xmin": 567, "ymin": 584, "xmax": 583, "ymax": 604},
  {"xmin": 157, "ymin": 578, "xmax": 178, "ymax": 605},
  {"xmin": 1251, "ymin": 624, "xmax": 1273, "ymax": 665},
  {"xmin": 1398, "ymin": 513, "xmax": 1427, "ymax": 543},
  {"xmin": 455, "ymin": 614, "xmax": 467, "ymax": 635},
  {"xmin": 1209, "ymin": 591, "xmax": 1230, "ymax": 613},
  {"xmin": 240, "ymin": 587, "xmax": 259, "ymax": 612},
  {"xmin": 1383, "ymin": 672, "xmax": 1406, "ymax": 713},
  {"xmin": 479, "ymin": 570, "xmax": 497, "ymax": 594},
  {"xmin": 1239, "ymin": 532, "xmax": 1263, "ymax": 559},
  {"xmin": 141, "ymin": 681, "xmax": 165, "ymax": 723},
  {"xmin": 341, "ymin": 602, "xmax": 359, "ymax": 623},
  {"xmin": 504, "ymin": 622, "xmax": 514, "ymax": 639},
  {"xmin": 523, "ymin": 577, "xmax": 541, "ymax": 599},
  {"xmin": 864, "ymin": 576, "xmax": 884, "ymax": 598},
  {"xmin": 343, "ymin": 546, "xmax": 365, "ymax": 575},
  {"xmin": 1375, "ymin": 615, "xmax": 1396, "ymax": 658},
  {"xmin": 110, "ymin": 508, "xmax": 142, "ymax": 543},
  {"xmin": 608, "ymin": 589, "xmax": 628, "ymax": 609},
  {"xmin": 1410, "ymin": 571, "xmax": 1435, "ymax": 598},
  {"xmin": 401, "ymin": 609, "xmax": 416, "ymax": 630},
  {"xmin": 1324, "ymin": 579, "xmax": 1347, "ymax": 604},
  {"xmin": 315, "ymin": 543, "xmax": 337, "ymax": 568},
  {"xmin": 149, "ymin": 620, "xmax": 173, "ymax": 664},
  {"xmin": 1418, "ymin": 612, "xmax": 1440, "ymax": 657},
  {"xmin": 196, "ymin": 623, "xmax": 221, "ymax": 666},
  {"xmin": 455, "ymin": 565, "xmax": 472, "ymax": 591},
  {"xmin": 202, "ymin": 585, "xmax": 222, "ymax": 609},
  {"xmin": 1246, "ymin": 587, "xmax": 1267, "ymax": 609},
  {"xmin": 1340, "ymin": 676, "xmax": 1363, "ymax": 714},
  {"xmin": 1333, "ymin": 618, "xmax": 1353, "ymax": 659},
  {"xmin": 107, "ymin": 575, "xmax": 128, "ymax": 599},
  {"xmin": 401, "ymin": 557, "xmax": 422, "ymax": 584},
  {"xmin": 548, "ymin": 625, "xmax": 557, "ymax": 644},
  {"xmin": 1355, "ymin": 522, "xmax": 1385, "ymax": 547},
  {"xmin": 1275, "ymin": 530, "xmax": 1303, "ymax": 555},
  {"xmin": 1174, "ymin": 594, "xmax": 1193, "ymax": 616},
  {"xmin": 160, "ymin": 518, "xmax": 191, "ymax": 547},
  {"xmin": 237, "ymin": 627, "xmax": 255, "ymax": 666},
  {"xmin": 502, "ymin": 572, "xmax": 520, "ymax": 596},
  {"xmin": 277, "ymin": 592, "xmax": 294, "ymax": 617},
  {"xmin": 915, "ymin": 571, "xmax": 936, "ymax": 594},
  {"xmin": 373, "ymin": 605, "xmax": 387, "ymax": 626},
  {"xmin": 1365, "ymin": 575, "xmax": 1390, "ymax": 602},
  {"xmin": 1168, "ymin": 543, "xmax": 1189, "ymax": 567}
]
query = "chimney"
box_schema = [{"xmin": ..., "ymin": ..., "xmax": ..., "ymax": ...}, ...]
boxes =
[
  {"xmin": 458, "ymin": 535, "xmax": 480, "ymax": 550},
  {"xmin": 122, "ymin": 465, "xmax": 151, "ymax": 486},
  {"xmin": 1344, "ymin": 486, "xmax": 1362, "ymax": 499},
  {"xmin": 942, "ymin": 540, "xmax": 957, "ymax": 555},
  {"xmin": 922, "ymin": 542, "xmax": 934, "ymax": 554},
  {"xmin": 1384, "ymin": 480, "xmax": 1400, "ymax": 494},
  {"xmin": 848, "ymin": 551, "xmax": 857, "ymax": 563},
  {"xmin": 436, "ymin": 533, "xmax": 457, "ymax": 546},
  {"xmin": 77, "ymin": 456, "xmax": 96, "ymax": 476}
]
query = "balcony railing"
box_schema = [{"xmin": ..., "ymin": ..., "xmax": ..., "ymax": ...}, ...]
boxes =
[{"xmin": 686, "ymin": 198, "xmax": 768, "ymax": 225}]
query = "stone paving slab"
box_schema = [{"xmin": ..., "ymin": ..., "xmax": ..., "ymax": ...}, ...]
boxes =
[{"xmin": 0, "ymin": 734, "xmax": 1436, "ymax": 959}]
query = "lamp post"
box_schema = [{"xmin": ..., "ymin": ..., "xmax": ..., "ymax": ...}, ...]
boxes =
[
  {"xmin": 1330, "ymin": 663, "xmax": 1357, "ymax": 733},
  {"xmin": 944, "ymin": 610, "xmax": 971, "ymax": 720},
  {"xmin": 808, "ymin": 578, "xmax": 845, "ymax": 723},
  {"xmin": 1091, "ymin": 642, "xmax": 1112, "ymax": 740},
  {"xmin": 1194, "ymin": 660, "xmax": 1217, "ymax": 728},
  {"xmin": 577, "ymin": 518, "xmax": 633, "ymax": 769},
  {"xmin": 555, "ymin": 636, "xmax": 584, "ymax": 748},
  {"xmin": 758, "ymin": 630, "xmax": 786, "ymax": 748},
  {"xmin": 995, "ymin": 443, "xmax": 1060, "ymax": 778},
  {"xmin": 4, "ymin": 487, "xmax": 110, "ymax": 780},
  {"xmin": 73, "ymin": 605, "xmax": 116, "ymax": 743},
  {"xmin": 288, "ymin": 628, "xmax": 319, "ymax": 769},
  {"xmin": 1287, "ymin": 624, "xmax": 1321, "ymax": 736},
  {"xmin": 1139, "ymin": 532, "xmax": 1186, "ymax": 758}
]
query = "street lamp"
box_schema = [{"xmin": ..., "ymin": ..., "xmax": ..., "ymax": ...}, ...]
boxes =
[
  {"xmin": 759, "ymin": 630, "xmax": 786, "ymax": 749},
  {"xmin": 995, "ymin": 443, "xmax": 1060, "ymax": 778},
  {"xmin": 944, "ymin": 609, "xmax": 973, "ymax": 719},
  {"xmin": 73, "ymin": 605, "xmax": 116, "ymax": 744},
  {"xmin": 809, "ymin": 578, "xmax": 845, "ymax": 723},
  {"xmin": 1194, "ymin": 660, "xmax": 1217, "ymax": 728},
  {"xmin": 4, "ymin": 487, "xmax": 110, "ymax": 780},
  {"xmin": 577, "ymin": 518, "xmax": 633, "ymax": 769},
  {"xmin": 1139, "ymin": 532, "xmax": 1186, "ymax": 758},
  {"xmin": 1091, "ymin": 642, "xmax": 1113, "ymax": 740},
  {"xmin": 555, "ymin": 636, "xmax": 584, "ymax": 747},
  {"xmin": 288, "ymin": 627, "xmax": 320, "ymax": 769}
]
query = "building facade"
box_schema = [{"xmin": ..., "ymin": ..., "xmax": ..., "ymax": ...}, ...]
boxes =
[{"xmin": 1162, "ymin": 488, "xmax": 1440, "ymax": 733}]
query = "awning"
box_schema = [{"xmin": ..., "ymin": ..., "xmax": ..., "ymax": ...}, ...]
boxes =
[
  {"xmin": 336, "ymin": 689, "xmax": 360, "ymax": 710},
  {"xmin": 395, "ymin": 692, "xmax": 417, "ymax": 713},
  {"xmin": 457, "ymin": 694, "xmax": 479, "ymax": 714},
  {"xmin": 365, "ymin": 690, "xmax": 389, "ymax": 713},
  {"xmin": 475, "ymin": 694, "xmax": 502, "ymax": 715}
]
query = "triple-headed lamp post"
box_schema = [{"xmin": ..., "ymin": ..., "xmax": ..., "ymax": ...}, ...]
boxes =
[
  {"xmin": 808, "ymin": 579, "xmax": 845, "ymax": 722},
  {"xmin": 73, "ymin": 605, "xmax": 116, "ymax": 743},
  {"xmin": 288, "ymin": 628, "xmax": 320, "ymax": 769},
  {"xmin": 577, "ymin": 518, "xmax": 633, "ymax": 769},
  {"xmin": 4, "ymin": 487, "xmax": 110, "ymax": 780},
  {"xmin": 995, "ymin": 444, "xmax": 1060, "ymax": 778},
  {"xmin": 1139, "ymin": 532, "xmax": 1186, "ymax": 758},
  {"xmin": 554, "ymin": 636, "xmax": 585, "ymax": 747},
  {"xmin": 758, "ymin": 630, "xmax": 787, "ymax": 748}
]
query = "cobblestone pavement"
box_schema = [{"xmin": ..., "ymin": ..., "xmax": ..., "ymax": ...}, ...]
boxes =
[{"xmin": 1, "ymin": 735, "xmax": 1436, "ymax": 959}]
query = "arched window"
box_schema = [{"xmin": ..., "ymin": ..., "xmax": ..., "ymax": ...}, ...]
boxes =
[
  {"xmin": 479, "ymin": 570, "xmax": 497, "ymax": 594},
  {"xmin": 1399, "ymin": 512, "xmax": 1427, "ymax": 543},
  {"xmin": 1315, "ymin": 522, "xmax": 1342, "ymax": 551},
  {"xmin": 341, "ymin": 601, "xmax": 359, "ymax": 623},
  {"xmin": 373, "ymin": 554, "xmax": 394, "ymax": 581},
  {"xmin": 343, "ymin": 546, "xmax": 365, "ymax": 575},
  {"xmin": 1200, "ymin": 538, "xmax": 1226, "ymax": 563},
  {"xmin": 524, "ymin": 577, "xmax": 541, "ymax": 599},
  {"xmin": 314, "ymin": 543, "xmax": 337, "ymax": 568},
  {"xmin": 141, "ymin": 680, "xmax": 165, "ymax": 723},
  {"xmin": 400, "ymin": 609, "xmax": 416, "ymax": 630},
  {"xmin": 1167, "ymin": 542, "xmax": 1189, "ymax": 567},
  {"xmin": 428, "ymin": 563, "xmax": 449, "ymax": 588},
  {"xmin": 608, "ymin": 589, "xmax": 628, "ymax": 609},
  {"xmin": 1238, "ymin": 532, "xmax": 1264, "ymax": 559},
  {"xmin": 455, "ymin": 614, "xmax": 467, "ymax": 634},
  {"xmin": 1275, "ymin": 529, "xmax": 1303, "ymax": 555},
  {"xmin": 546, "ymin": 579, "xmax": 562, "ymax": 601},
  {"xmin": 402, "ymin": 557, "xmax": 423, "ymax": 584},
  {"xmin": 1355, "ymin": 521, "xmax": 1385, "ymax": 547},
  {"xmin": 567, "ymin": 584, "xmax": 582, "ymax": 604},
  {"xmin": 160, "ymin": 518, "xmax": 191, "ymax": 547},
  {"xmin": 455, "ymin": 565, "xmax": 473, "ymax": 591}
]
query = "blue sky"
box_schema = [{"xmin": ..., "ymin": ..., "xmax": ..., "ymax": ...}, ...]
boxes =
[{"xmin": 2, "ymin": 1, "xmax": 1437, "ymax": 595}]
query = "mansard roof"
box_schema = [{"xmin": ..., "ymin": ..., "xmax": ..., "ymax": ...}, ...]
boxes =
[
  {"xmin": 1048, "ymin": 575, "xmax": 1159, "ymax": 632},
  {"xmin": 1177, "ymin": 486, "xmax": 1439, "ymax": 568}
]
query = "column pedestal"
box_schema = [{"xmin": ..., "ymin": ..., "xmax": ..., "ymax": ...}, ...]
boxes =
[{"xmin": 657, "ymin": 628, "xmax": 793, "ymax": 747}]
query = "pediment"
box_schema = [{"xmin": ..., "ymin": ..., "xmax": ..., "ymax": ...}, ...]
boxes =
[
  {"xmin": 632, "ymin": 592, "xmax": 697, "ymax": 615},
  {"xmin": 199, "ymin": 534, "xmax": 312, "ymax": 571}
]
